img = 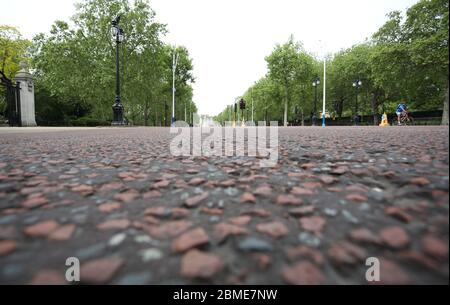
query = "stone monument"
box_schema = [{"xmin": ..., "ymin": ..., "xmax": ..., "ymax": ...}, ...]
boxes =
[{"xmin": 13, "ymin": 61, "xmax": 37, "ymax": 126}]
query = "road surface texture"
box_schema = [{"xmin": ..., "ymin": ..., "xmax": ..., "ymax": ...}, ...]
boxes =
[{"xmin": 0, "ymin": 126, "xmax": 448, "ymax": 285}]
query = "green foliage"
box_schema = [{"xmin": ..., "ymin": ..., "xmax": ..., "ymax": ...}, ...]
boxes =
[
  {"xmin": 0, "ymin": 25, "xmax": 31, "ymax": 117},
  {"xmin": 28, "ymin": 0, "xmax": 197, "ymax": 126},
  {"xmin": 70, "ymin": 116, "xmax": 110, "ymax": 126},
  {"xmin": 0, "ymin": 25, "xmax": 30, "ymax": 79},
  {"xmin": 216, "ymin": 0, "xmax": 448, "ymax": 125},
  {"xmin": 265, "ymin": 36, "xmax": 316, "ymax": 126}
]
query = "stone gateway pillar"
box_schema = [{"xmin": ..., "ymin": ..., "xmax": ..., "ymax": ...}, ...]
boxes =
[{"xmin": 13, "ymin": 62, "xmax": 37, "ymax": 127}]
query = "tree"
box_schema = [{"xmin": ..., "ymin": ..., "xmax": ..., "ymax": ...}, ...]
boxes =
[
  {"xmin": 404, "ymin": 0, "xmax": 449, "ymax": 124},
  {"xmin": 241, "ymin": 77, "xmax": 281, "ymax": 124},
  {"xmin": 0, "ymin": 26, "xmax": 31, "ymax": 117},
  {"xmin": 265, "ymin": 36, "xmax": 315, "ymax": 126},
  {"xmin": 327, "ymin": 44, "xmax": 385, "ymax": 124},
  {"xmin": 0, "ymin": 25, "xmax": 30, "ymax": 79},
  {"xmin": 371, "ymin": 0, "xmax": 449, "ymax": 123},
  {"xmin": 29, "ymin": 0, "xmax": 196, "ymax": 126}
]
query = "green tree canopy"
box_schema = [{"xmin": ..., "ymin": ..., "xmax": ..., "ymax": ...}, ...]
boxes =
[{"xmin": 29, "ymin": 0, "xmax": 197, "ymax": 126}]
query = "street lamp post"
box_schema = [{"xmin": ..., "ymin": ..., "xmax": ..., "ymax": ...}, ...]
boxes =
[
  {"xmin": 251, "ymin": 87, "xmax": 254, "ymax": 123},
  {"xmin": 234, "ymin": 101, "xmax": 237, "ymax": 127},
  {"xmin": 312, "ymin": 77, "xmax": 320, "ymax": 126},
  {"xmin": 239, "ymin": 98, "xmax": 246, "ymax": 126},
  {"xmin": 111, "ymin": 16, "xmax": 126, "ymax": 126},
  {"xmin": 352, "ymin": 79, "xmax": 362, "ymax": 126},
  {"xmin": 189, "ymin": 100, "xmax": 192, "ymax": 126},
  {"xmin": 171, "ymin": 49, "xmax": 179, "ymax": 127}
]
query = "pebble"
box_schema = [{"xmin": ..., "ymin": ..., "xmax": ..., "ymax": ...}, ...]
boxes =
[
  {"xmin": 378, "ymin": 258, "xmax": 411, "ymax": 284},
  {"xmin": 299, "ymin": 216, "xmax": 326, "ymax": 233},
  {"xmin": 298, "ymin": 232, "xmax": 321, "ymax": 247},
  {"xmin": 358, "ymin": 203, "xmax": 371, "ymax": 211},
  {"xmin": 29, "ymin": 270, "xmax": 67, "ymax": 285},
  {"xmin": 48, "ymin": 224, "xmax": 76, "ymax": 241},
  {"xmin": 75, "ymin": 243, "xmax": 106, "ymax": 260},
  {"xmin": 323, "ymin": 208, "xmax": 338, "ymax": 217},
  {"xmin": 139, "ymin": 248, "xmax": 163, "ymax": 262},
  {"xmin": 256, "ymin": 222, "xmax": 289, "ymax": 238},
  {"xmin": 238, "ymin": 237, "xmax": 273, "ymax": 252},
  {"xmin": 97, "ymin": 219, "xmax": 130, "ymax": 230},
  {"xmin": 348, "ymin": 228, "xmax": 380, "ymax": 244},
  {"xmin": 0, "ymin": 240, "xmax": 17, "ymax": 256},
  {"xmin": 289, "ymin": 206, "xmax": 316, "ymax": 217},
  {"xmin": 24, "ymin": 220, "xmax": 59, "ymax": 237},
  {"xmin": 116, "ymin": 272, "xmax": 152, "ymax": 285},
  {"xmin": 214, "ymin": 222, "xmax": 248, "ymax": 243},
  {"xmin": 1, "ymin": 264, "xmax": 25, "ymax": 279},
  {"xmin": 80, "ymin": 257, "xmax": 124, "ymax": 284},
  {"xmin": 23, "ymin": 215, "xmax": 40, "ymax": 225},
  {"xmin": 342, "ymin": 210, "xmax": 359, "ymax": 224},
  {"xmin": 379, "ymin": 226, "xmax": 410, "ymax": 249},
  {"xmin": 345, "ymin": 194, "xmax": 368, "ymax": 203},
  {"xmin": 171, "ymin": 228, "xmax": 210, "ymax": 253},
  {"xmin": 0, "ymin": 215, "xmax": 17, "ymax": 225},
  {"xmin": 368, "ymin": 188, "xmax": 385, "ymax": 201},
  {"xmin": 276, "ymin": 195, "xmax": 302, "ymax": 206},
  {"xmin": 228, "ymin": 216, "xmax": 252, "ymax": 226},
  {"xmin": 184, "ymin": 192, "xmax": 209, "ymax": 208},
  {"xmin": 338, "ymin": 200, "xmax": 347, "ymax": 205},
  {"xmin": 72, "ymin": 213, "xmax": 88, "ymax": 224},
  {"xmin": 327, "ymin": 241, "xmax": 366, "ymax": 266},
  {"xmin": 421, "ymin": 235, "xmax": 448, "ymax": 260},
  {"xmin": 146, "ymin": 220, "xmax": 193, "ymax": 239},
  {"xmin": 108, "ymin": 233, "xmax": 127, "ymax": 247},
  {"xmin": 209, "ymin": 216, "xmax": 221, "ymax": 223},
  {"xmin": 134, "ymin": 235, "xmax": 157, "ymax": 245},
  {"xmin": 282, "ymin": 261, "xmax": 325, "ymax": 285},
  {"xmin": 285, "ymin": 245, "xmax": 324, "ymax": 265},
  {"xmin": 180, "ymin": 249, "xmax": 224, "ymax": 279},
  {"xmin": 240, "ymin": 192, "xmax": 256, "ymax": 203},
  {"xmin": 98, "ymin": 202, "xmax": 121, "ymax": 213},
  {"xmin": 224, "ymin": 188, "xmax": 239, "ymax": 196}
]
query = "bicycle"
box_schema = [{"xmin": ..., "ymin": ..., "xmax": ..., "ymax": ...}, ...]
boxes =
[{"xmin": 398, "ymin": 110, "xmax": 415, "ymax": 126}]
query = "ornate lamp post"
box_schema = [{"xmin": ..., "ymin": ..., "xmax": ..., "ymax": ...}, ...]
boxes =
[
  {"xmin": 239, "ymin": 98, "xmax": 246, "ymax": 126},
  {"xmin": 171, "ymin": 49, "xmax": 179, "ymax": 126},
  {"xmin": 111, "ymin": 16, "xmax": 126, "ymax": 126},
  {"xmin": 352, "ymin": 79, "xmax": 362, "ymax": 126},
  {"xmin": 233, "ymin": 101, "xmax": 237, "ymax": 127},
  {"xmin": 312, "ymin": 77, "xmax": 320, "ymax": 126}
]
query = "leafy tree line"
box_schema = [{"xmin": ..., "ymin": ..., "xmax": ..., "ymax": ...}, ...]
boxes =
[
  {"xmin": 215, "ymin": 0, "xmax": 449, "ymax": 126},
  {"xmin": 0, "ymin": 0, "xmax": 197, "ymax": 126},
  {"xmin": 0, "ymin": 25, "xmax": 30, "ymax": 117}
]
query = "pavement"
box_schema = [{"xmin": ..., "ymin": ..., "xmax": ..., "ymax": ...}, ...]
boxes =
[{"xmin": 0, "ymin": 126, "xmax": 448, "ymax": 285}]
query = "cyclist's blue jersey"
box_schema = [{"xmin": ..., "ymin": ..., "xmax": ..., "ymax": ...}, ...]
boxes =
[{"xmin": 396, "ymin": 103, "xmax": 407, "ymax": 113}]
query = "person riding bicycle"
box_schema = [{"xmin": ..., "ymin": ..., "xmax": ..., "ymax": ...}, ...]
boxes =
[{"xmin": 396, "ymin": 102, "xmax": 408, "ymax": 125}]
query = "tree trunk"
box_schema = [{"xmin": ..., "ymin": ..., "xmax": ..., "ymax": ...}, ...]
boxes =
[
  {"xmin": 284, "ymin": 97, "xmax": 288, "ymax": 127},
  {"xmin": 371, "ymin": 93, "xmax": 379, "ymax": 126},
  {"xmin": 164, "ymin": 100, "xmax": 168, "ymax": 127},
  {"xmin": 283, "ymin": 85, "xmax": 288, "ymax": 127},
  {"xmin": 337, "ymin": 97, "xmax": 344, "ymax": 119},
  {"xmin": 442, "ymin": 85, "xmax": 449, "ymax": 125},
  {"xmin": 144, "ymin": 100, "xmax": 149, "ymax": 126}
]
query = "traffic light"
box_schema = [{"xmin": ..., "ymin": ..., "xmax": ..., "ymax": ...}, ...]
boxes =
[{"xmin": 239, "ymin": 99, "xmax": 246, "ymax": 110}]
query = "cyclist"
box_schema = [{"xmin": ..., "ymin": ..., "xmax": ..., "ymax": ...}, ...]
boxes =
[{"xmin": 396, "ymin": 102, "xmax": 408, "ymax": 125}]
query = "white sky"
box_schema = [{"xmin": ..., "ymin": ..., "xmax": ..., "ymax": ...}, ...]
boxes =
[{"xmin": 1, "ymin": 0, "xmax": 418, "ymax": 116}]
